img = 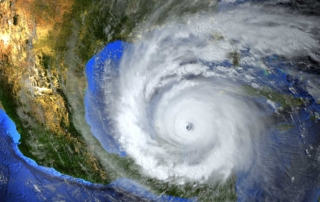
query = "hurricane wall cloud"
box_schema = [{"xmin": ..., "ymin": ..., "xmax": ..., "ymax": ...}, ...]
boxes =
[{"xmin": 85, "ymin": 1, "xmax": 320, "ymax": 200}]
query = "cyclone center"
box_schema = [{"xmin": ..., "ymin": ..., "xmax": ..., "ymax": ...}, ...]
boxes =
[{"xmin": 185, "ymin": 122, "xmax": 193, "ymax": 131}]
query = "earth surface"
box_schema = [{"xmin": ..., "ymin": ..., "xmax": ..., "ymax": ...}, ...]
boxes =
[{"xmin": 0, "ymin": 0, "xmax": 320, "ymax": 201}]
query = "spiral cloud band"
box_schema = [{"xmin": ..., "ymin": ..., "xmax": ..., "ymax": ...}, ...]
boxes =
[
  {"xmin": 86, "ymin": 4, "xmax": 320, "ymax": 185},
  {"xmin": 115, "ymin": 34, "xmax": 268, "ymax": 182}
]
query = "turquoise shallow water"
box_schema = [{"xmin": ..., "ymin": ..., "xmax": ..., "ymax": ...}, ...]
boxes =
[
  {"xmin": 0, "ymin": 109, "xmax": 191, "ymax": 201},
  {"xmin": 85, "ymin": 38, "xmax": 320, "ymax": 201},
  {"xmin": 1, "ymin": 0, "xmax": 320, "ymax": 201},
  {"xmin": 86, "ymin": 41, "xmax": 320, "ymax": 201},
  {"xmin": 1, "ymin": 36, "xmax": 319, "ymax": 202}
]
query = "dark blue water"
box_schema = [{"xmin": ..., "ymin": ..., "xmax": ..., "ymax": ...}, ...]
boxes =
[
  {"xmin": 1, "ymin": 36, "xmax": 319, "ymax": 201},
  {"xmin": 2, "ymin": 0, "xmax": 320, "ymax": 198},
  {"xmin": 0, "ymin": 109, "xmax": 192, "ymax": 201},
  {"xmin": 85, "ymin": 40, "xmax": 320, "ymax": 201},
  {"xmin": 85, "ymin": 41, "xmax": 127, "ymax": 156}
]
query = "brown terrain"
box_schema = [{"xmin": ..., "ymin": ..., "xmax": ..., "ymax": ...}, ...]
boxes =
[{"xmin": 0, "ymin": 0, "xmax": 108, "ymax": 183}]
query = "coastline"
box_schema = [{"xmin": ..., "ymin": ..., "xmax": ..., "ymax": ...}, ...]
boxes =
[{"xmin": 0, "ymin": 109, "xmax": 192, "ymax": 201}]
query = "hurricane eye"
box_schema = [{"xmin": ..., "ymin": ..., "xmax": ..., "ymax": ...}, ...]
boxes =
[{"xmin": 186, "ymin": 122, "xmax": 193, "ymax": 131}]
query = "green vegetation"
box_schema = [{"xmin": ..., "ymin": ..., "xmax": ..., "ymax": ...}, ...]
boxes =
[
  {"xmin": 55, "ymin": 89, "xmax": 82, "ymax": 138},
  {"xmin": 0, "ymin": 71, "xmax": 236, "ymax": 199},
  {"xmin": 73, "ymin": 0, "xmax": 218, "ymax": 65},
  {"xmin": 310, "ymin": 113, "xmax": 320, "ymax": 122},
  {"xmin": 230, "ymin": 51, "xmax": 240, "ymax": 66},
  {"xmin": 276, "ymin": 124, "xmax": 295, "ymax": 131},
  {"xmin": 144, "ymin": 177, "xmax": 237, "ymax": 201},
  {"xmin": 1, "ymin": 0, "xmax": 235, "ymax": 200},
  {"xmin": 59, "ymin": 1, "xmax": 236, "ymax": 199},
  {"xmin": 242, "ymin": 85, "xmax": 304, "ymax": 109},
  {"xmin": 0, "ymin": 67, "xmax": 108, "ymax": 183},
  {"xmin": 41, "ymin": 54, "xmax": 52, "ymax": 70}
]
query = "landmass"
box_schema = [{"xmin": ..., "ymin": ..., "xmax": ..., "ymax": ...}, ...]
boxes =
[
  {"xmin": 0, "ymin": 0, "xmax": 109, "ymax": 183},
  {"xmin": 0, "ymin": 0, "xmax": 310, "ymax": 201}
]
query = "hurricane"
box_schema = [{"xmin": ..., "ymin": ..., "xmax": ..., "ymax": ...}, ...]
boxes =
[
  {"xmin": 85, "ymin": 1, "xmax": 320, "ymax": 201},
  {"xmin": 113, "ymin": 27, "xmax": 269, "ymax": 183}
]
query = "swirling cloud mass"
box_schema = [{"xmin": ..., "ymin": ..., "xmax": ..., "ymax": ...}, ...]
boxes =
[
  {"xmin": 115, "ymin": 28, "xmax": 267, "ymax": 183},
  {"xmin": 86, "ymin": 1, "xmax": 320, "ymax": 193}
]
